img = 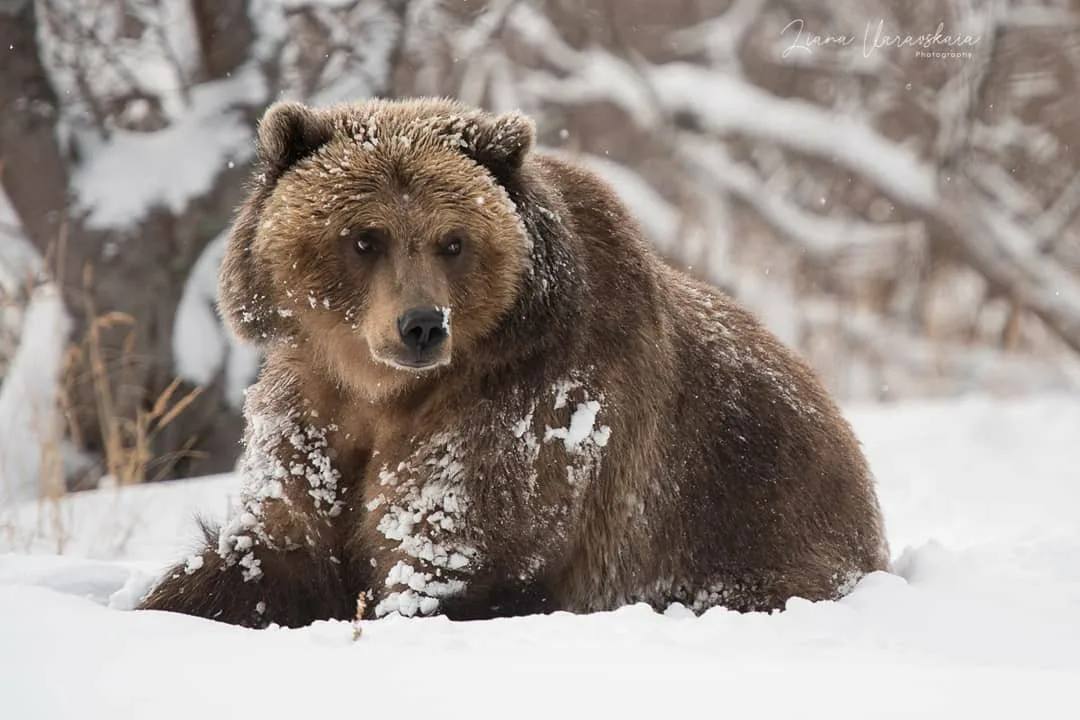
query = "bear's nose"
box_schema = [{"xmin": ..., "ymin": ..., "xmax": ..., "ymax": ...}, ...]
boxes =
[{"xmin": 397, "ymin": 307, "xmax": 448, "ymax": 354}]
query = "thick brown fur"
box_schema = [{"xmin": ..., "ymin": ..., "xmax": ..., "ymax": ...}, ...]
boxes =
[{"xmin": 141, "ymin": 98, "xmax": 889, "ymax": 627}]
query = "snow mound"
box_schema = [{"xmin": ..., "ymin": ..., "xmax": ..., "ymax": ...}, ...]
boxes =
[
  {"xmin": 2, "ymin": 395, "xmax": 1079, "ymax": 718},
  {"xmin": 0, "ymin": 473, "xmax": 237, "ymax": 560},
  {"xmin": 0, "ymin": 284, "xmax": 71, "ymax": 504},
  {"xmin": 172, "ymin": 232, "xmax": 261, "ymax": 408}
]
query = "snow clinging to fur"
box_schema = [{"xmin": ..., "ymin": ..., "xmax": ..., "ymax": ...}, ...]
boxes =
[{"xmin": 216, "ymin": 408, "xmax": 342, "ymax": 581}]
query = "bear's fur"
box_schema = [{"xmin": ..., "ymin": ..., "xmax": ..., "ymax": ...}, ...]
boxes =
[{"xmin": 141, "ymin": 98, "xmax": 889, "ymax": 627}]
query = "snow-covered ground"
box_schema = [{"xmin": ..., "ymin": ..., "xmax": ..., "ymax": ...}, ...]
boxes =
[{"xmin": 1, "ymin": 395, "xmax": 1078, "ymax": 718}]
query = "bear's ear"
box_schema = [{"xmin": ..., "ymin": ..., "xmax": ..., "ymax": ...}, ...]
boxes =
[
  {"xmin": 257, "ymin": 101, "xmax": 334, "ymax": 177},
  {"xmin": 466, "ymin": 111, "xmax": 535, "ymax": 177}
]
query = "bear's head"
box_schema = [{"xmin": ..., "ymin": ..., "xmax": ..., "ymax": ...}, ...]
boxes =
[{"xmin": 220, "ymin": 98, "xmax": 539, "ymax": 399}]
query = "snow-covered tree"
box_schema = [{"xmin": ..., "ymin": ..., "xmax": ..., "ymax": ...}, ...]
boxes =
[{"xmin": 1, "ymin": 0, "xmax": 1078, "ymax": 489}]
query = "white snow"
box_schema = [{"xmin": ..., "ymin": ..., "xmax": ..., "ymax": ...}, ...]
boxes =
[
  {"xmin": 0, "ymin": 284, "xmax": 71, "ymax": 504},
  {"xmin": 369, "ymin": 433, "xmax": 477, "ymax": 610},
  {"xmin": 544, "ymin": 400, "xmax": 602, "ymax": 452},
  {"xmin": 648, "ymin": 62, "xmax": 938, "ymax": 207},
  {"xmin": 173, "ymin": 231, "xmax": 261, "ymax": 409},
  {"xmin": 1, "ymin": 394, "xmax": 1079, "ymax": 718},
  {"xmin": 0, "ymin": 473, "xmax": 237, "ymax": 559},
  {"xmin": 173, "ymin": 234, "xmax": 227, "ymax": 386},
  {"xmin": 0, "ymin": 189, "xmax": 42, "ymax": 296},
  {"xmin": 72, "ymin": 70, "xmax": 264, "ymax": 230},
  {"xmin": 542, "ymin": 380, "xmax": 611, "ymax": 457},
  {"xmin": 183, "ymin": 554, "xmax": 204, "ymax": 574}
]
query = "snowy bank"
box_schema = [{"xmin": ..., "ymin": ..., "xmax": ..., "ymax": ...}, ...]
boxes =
[
  {"xmin": 0, "ymin": 284, "xmax": 71, "ymax": 504},
  {"xmin": 1, "ymin": 395, "xmax": 1078, "ymax": 718}
]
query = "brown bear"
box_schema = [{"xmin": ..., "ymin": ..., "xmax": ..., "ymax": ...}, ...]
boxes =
[{"xmin": 140, "ymin": 98, "xmax": 889, "ymax": 627}]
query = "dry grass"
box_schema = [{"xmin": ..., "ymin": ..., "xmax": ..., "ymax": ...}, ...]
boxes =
[
  {"xmin": 61, "ymin": 264, "xmax": 205, "ymax": 489},
  {"xmin": 0, "ymin": 259, "xmax": 205, "ymax": 556}
]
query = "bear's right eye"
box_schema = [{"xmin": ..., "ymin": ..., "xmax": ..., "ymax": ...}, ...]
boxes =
[{"xmin": 346, "ymin": 228, "xmax": 386, "ymax": 256}]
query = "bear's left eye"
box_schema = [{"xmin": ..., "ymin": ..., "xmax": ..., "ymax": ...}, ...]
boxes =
[{"xmin": 438, "ymin": 231, "xmax": 465, "ymax": 257}]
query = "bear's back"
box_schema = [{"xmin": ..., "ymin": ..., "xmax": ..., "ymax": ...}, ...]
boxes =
[{"xmin": 524, "ymin": 151, "xmax": 888, "ymax": 611}]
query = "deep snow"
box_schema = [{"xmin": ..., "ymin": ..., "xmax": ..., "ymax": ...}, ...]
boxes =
[{"xmin": 1, "ymin": 395, "xmax": 1078, "ymax": 718}]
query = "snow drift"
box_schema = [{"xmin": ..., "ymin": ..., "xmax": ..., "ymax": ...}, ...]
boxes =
[{"xmin": 1, "ymin": 395, "xmax": 1078, "ymax": 719}]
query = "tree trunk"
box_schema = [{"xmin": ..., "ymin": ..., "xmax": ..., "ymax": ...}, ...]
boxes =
[{"xmin": 0, "ymin": 0, "xmax": 256, "ymax": 483}]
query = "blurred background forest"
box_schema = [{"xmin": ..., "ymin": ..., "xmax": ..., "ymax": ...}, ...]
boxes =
[{"xmin": 1, "ymin": 0, "xmax": 1079, "ymax": 501}]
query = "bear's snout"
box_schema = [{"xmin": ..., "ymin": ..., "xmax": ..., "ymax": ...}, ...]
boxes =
[{"xmin": 397, "ymin": 306, "xmax": 449, "ymax": 364}]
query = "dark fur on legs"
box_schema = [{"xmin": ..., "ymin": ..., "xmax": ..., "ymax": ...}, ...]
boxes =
[{"xmin": 139, "ymin": 521, "xmax": 352, "ymax": 628}]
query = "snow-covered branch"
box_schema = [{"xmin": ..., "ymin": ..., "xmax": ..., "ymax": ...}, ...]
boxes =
[
  {"xmin": 677, "ymin": 138, "xmax": 924, "ymax": 273},
  {"xmin": 504, "ymin": 2, "xmax": 1080, "ymax": 358},
  {"xmin": 934, "ymin": 185, "xmax": 1080, "ymax": 354}
]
